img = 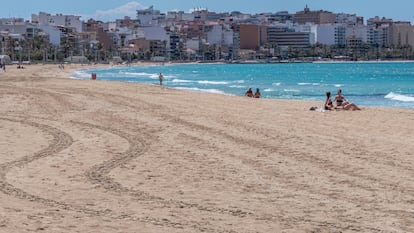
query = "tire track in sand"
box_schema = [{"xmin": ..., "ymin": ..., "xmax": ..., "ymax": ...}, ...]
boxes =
[
  {"xmin": 82, "ymin": 91, "xmax": 410, "ymax": 232},
  {"xmin": 0, "ymin": 117, "xmax": 238, "ymax": 233},
  {"xmin": 61, "ymin": 88, "xmax": 406, "ymax": 232},
  {"xmin": 0, "ymin": 117, "xmax": 75, "ymax": 208},
  {"xmin": 37, "ymin": 85, "xmax": 413, "ymax": 232},
  {"xmin": 78, "ymin": 121, "xmax": 251, "ymax": 218}
]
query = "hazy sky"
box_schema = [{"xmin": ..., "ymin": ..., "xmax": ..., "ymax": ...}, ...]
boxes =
[{"xmin": 0, "ymin": 0, "xmax": 412, "ymax": 23}]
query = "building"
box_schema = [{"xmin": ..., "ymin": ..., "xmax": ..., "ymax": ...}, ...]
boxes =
[
  {"xmin": 96, "ymin": 28, "xmax": 116, "ymax": 51},
  {"xmin": 140, "ymin": 26, "xmax": 170, "ymax": 42},
  {"xmin": 183, "ymin": 21, "xmax": 207, "ymax": 39},
  {"xmin": 239, "ymin": 24, "xmax": 266, "ymax": 50},
  {"xmin": 32, "ymin": 12, "xmax": 83, "ymax": 32},
  {"xmin": 206, "ymin": 24, "xmax": 234, "ymax": 46},
  {"xmin": 0, "ymin": 18, "xmax": 25, "ymax": 25},
  {"xmin": 231, "ymin": 31, "xmax": 240, "ymax": 60},
  {"xmin": 314, "ymin": 24, "xmax": 336, "ymax": 45},
  {"xmin": 183, "ymin": 38, "xmax": 199, "ymax": 60},
  {"xmin": 0, "ymin": 23, "xmax": 30, "ymax": 35},
  {"xmin": 294, "ymin": 5, "xmax": 336, "ymax": 25},
  {"xmin": 367, "ymin": 25, "xmax": 388, "ymax": 46},
  {"xmin": 267, "ymin": 26, "xmax": 311, "ymax": 48},
  {"xmin": 336, "ymin": 13, "xmax": 364, "ymax": 26},
  {"xmin": 367, "ymin": 17, "xmax": 394, "ymax": 47},
  {"xmin": 116, "ymin": 16, "xmax": 137, "ymax": 29},
  {"xmin": 346, "ymin": 24, "xmax": 368, "ymax": 45},
  {"xmin": 136, "ymin": 6, "xmax": 162, "ymax": 26},
  {"xmin": 367, "ymin": 17, "xmax": 393, "ymax": 28},
  {"xmin": 38, "ymin": 25, "xmax": 61, "ymax": 46},
  {"xmin": 389, "ymin": 22, "xmax": 414, "ymax": 47},
  {"xmin": 268, "ymin": 12, "xmax": 293, "ymax": 23},
  {"xmin": 83, "ymin": 19, "xmax": 100, "ymax": 32},
  {"xmin": 169, "ymin": 31, "xmax": 183, "ymax": 60},
  {"xmin": 206, "ymin": 24, "xmax": 224, "ymax": 45}
]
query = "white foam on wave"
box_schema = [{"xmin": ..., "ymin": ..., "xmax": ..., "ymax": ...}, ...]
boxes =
[
  {"xmin": 264, "ymin": 88, "xmax": 275, "ymax": 92},
  {"xmin": 149, "ymin": 74, "xmax": 160, "ymax": 79},
  {"xmin": 121, "ymin": 71, "xmax": 175, "ymax": 80},
  {"xmin": 151, "ymin": 74, "xmax": 175, "ymax": 79},
  {"xmin": 172, "ymin": 79, "xmax": 193, "ymax": 83},
  {"xmin": 334, "ymin": 84, "xmax": 344, "ymax": 87},
  {"xmin": 272, "ymin": 82, "xmax": 281, "ymax": 86},
  {"xmin": 298, "ymin": 82, "xmax": 320, "ymax": 86},
  {"xmin": 122, "ymin": 71, "xmax": 154, "ymax": 76},
  {"xmin": 198, "ymin": 80, "xmax": 229, "ymax": 85},
  {"xmin": 176, "ymin": 87, "xmax": 226, "ymax": 95},
  {"xmin": 284, "ymin": 89, "xmax": 300, "ymax": 93},
  {"xmin": 229, "ymin": 85, "xmax": 246, "ymax": 88},
  {"xmin": 385, "ymin": 92, "xmax": 414, "ymax": 102},
  {"xmin": 121, "ymin": 72, "xmax": 158, "ymax": 79},
  {"xmin": 71, "ymin": 70, "xmax": 91, "ymax": 79}
]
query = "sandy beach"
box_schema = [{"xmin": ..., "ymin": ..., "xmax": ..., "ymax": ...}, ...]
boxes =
[{"xmin": 0, "ymin": 63, "xmax": 413, "ymax": 233}]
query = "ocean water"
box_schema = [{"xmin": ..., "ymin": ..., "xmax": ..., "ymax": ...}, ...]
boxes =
[{"xmin": 72, "ymin": 62, "xmax": 414, "ymax": 108}]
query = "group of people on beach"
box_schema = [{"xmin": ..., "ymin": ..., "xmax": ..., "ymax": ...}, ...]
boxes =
[
  {"xmin": 245, "ymin": 87, "xmax": 261, "ymax": 98},
  {"xmin": 319, "ymin": 89, "xmax": 361, "ymax": 111},
  {"xmin": 156, "ymin": 73, "xmax": 357, "ymax": 111}
]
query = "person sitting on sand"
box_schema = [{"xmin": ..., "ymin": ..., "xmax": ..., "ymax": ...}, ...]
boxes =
[
  {"xmin": 333, "ymin": 89, "xmax": 347, "ymax": 108},
  {"xmin": 245, "ymin": 88, "xmax": 253, "ymax": 97},
  {"xmin": 334, "ymin": 89, "xmax": 361, "ymax": 110},
  {"xmin": 254, "ymin": 88, "xmax": 261, "ymax": 98},
  {"xmin": 324, "ymin": 91, "xmax": 334, "ymax": 110}
]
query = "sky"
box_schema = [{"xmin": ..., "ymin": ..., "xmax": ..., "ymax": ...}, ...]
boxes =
[{"xmin": 0, "ymin": 0, "xmax": 413, "ymax": 23}]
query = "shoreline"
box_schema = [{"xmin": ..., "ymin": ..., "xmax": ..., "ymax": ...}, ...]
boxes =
[{"xmin": 67, "ymin": 62, "xmax": 414, "ymax": 110}]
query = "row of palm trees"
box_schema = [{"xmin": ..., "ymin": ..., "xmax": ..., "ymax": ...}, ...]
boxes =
[
  {"xmin": 1, "ymin": 34, "xmax": 107, "ymax": 64},
  {"xmin": 2, "ymin": 34, "xmax": 414, "ymax": 63},
  {"xmin": 1, "ymin": 35, "xmax": 64, "ymax": 63}
]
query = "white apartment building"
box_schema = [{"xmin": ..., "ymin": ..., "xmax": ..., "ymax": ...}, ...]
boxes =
[
  {"xmin": 206, "ymin": 24, "xmax": 234, "ymax": 46},
  {"xmin": 346, "ymin": 24, "xmax": 368, "ymax": 43},
  {"xmin": 336, "ymin": 13, "xmax": 364, "ymax": 26},
  {"xmin": 39, "ymin": 25, "xmax": 61, "ymax": 46},
  {"xmin": 137, "ymin": 6, "xmax": 163, "ymax": 26},
  {"xmin": 314, "ymin": 24, "xmax": 336, "ymax": 45},
  {"xmin": 0, "ymin": 24, "xmax": 28, "ymax": 35},
  {"xmin": 0, "ymin": 21, "xmax": 60, "ymax": 46},
  {"xmin": 186, "ymin": 38, "xmax": 201, "ymax": 51},
  {"xmin": 32, "ymin": 12, "xmax": 83, "ymax": 32},
  {"xmin": 141, "ymin": 26, "xmax": 169, "ymax": 42},
  {"xmin": 314, "ymin": 24, "xmax": 367, "ymax": 46},
  {"xmin": 206, "ymin": 24, "xmax": 223, "ymax": 45}
]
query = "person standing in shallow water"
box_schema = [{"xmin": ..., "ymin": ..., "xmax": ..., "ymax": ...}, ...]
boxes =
[{"xmin": 158, "ymin": 73, "xmax": 164, "ymax": 86}]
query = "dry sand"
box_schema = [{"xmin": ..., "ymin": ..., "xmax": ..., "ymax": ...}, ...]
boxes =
[{"xmin": 0, "ymin": 63, "xmax": 413, "ymax": 233}]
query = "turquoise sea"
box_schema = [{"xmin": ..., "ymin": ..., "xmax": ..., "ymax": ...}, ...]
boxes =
[{"xmin": 72, "ymin": 62, "xmax": 414, "ymax": 108}]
